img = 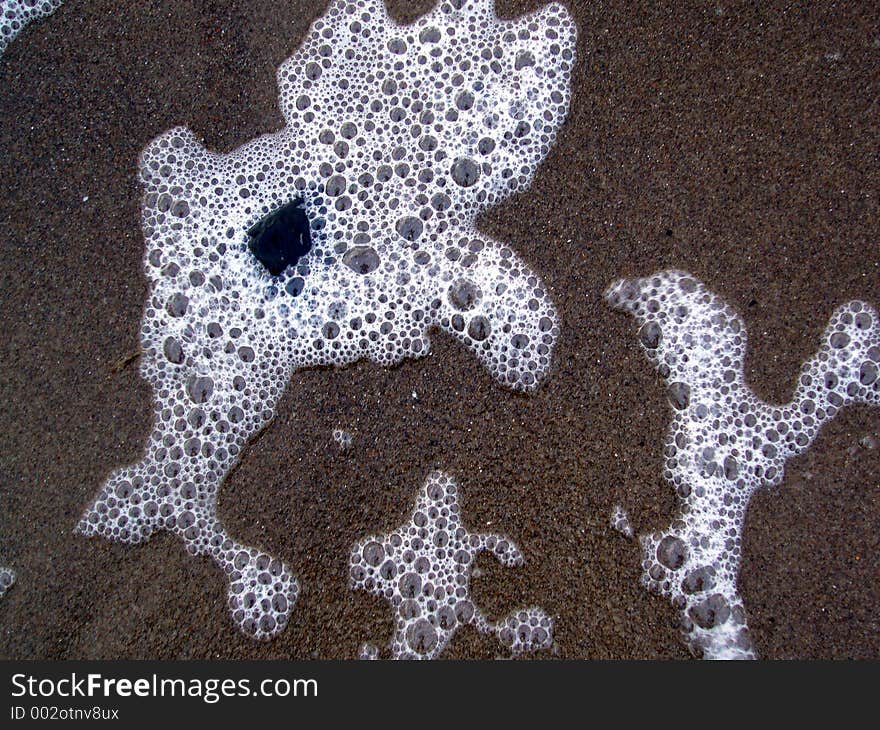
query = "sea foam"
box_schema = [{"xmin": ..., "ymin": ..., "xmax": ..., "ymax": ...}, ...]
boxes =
[
  {"xmin": 0, "ymin": 0, "xmax": 62, "ymax": 55},
  {"xmin": 77, "ymin": 0, "xmax": 575, "ymax": 639},
  {"xmin": 607, "ymin": 270, "xmax": 880, "ymax": 659},
  {"xmin": 0, "ymin": 565, "xmax": 14, "ymax": 598},
  {"xmin": 350, "ymin": 471, "xmax": 553, "ymax": 659}
]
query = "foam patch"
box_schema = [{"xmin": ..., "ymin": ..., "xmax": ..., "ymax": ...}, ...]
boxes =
[
  {"xmin": 77, "ymin": 0, "xmax": 574, "ymax": 639},
  {"xmin": 332, "ymin": 428, "xmax": 353, "ymax": 451},
  {"xmin": 350, "ymin": 471, "xmax": 553, "ymax": 659},
  {"xmin": 606, "ymin": 270, "xmax": 880, "ymax": 659},
  {"xmin": 0, "ymin": 0, "xmax": 62, "ymax": 55},
  {"xmin": 610, "ymin": 504, "xmax": 633, "ymax": 538},
  {"xmin": 0, "ymin": 565, "xmax": 14, "ymax": 598}
]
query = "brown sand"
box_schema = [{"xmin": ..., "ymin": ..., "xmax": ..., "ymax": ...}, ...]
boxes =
[{"xmin": 0, "ymin": 0, "xmax": 877, "ymax": 659}]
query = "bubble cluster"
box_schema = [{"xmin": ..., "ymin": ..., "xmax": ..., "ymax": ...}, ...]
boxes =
[
  {"xmin": 606, "ymin": 270, "xmax": 880, "ymax": 659},
  {"xmin": 77, "ymin": 0, "xmax": 573, "ymax": 639},
  {"xmin": 332, "ymin": 428, "xmax": 353, "ymax": 451},
  {"xmin": 0, "ymin": 564, "xmax": 14, "ymax": 598},
  {"xmin": 610, "ymin": 504, "xmax": 633, "ymax": 538},
  {"xmin": 0, "ymin": 0, "xmax": 62, "ymax": 55},
  {"xmin": 350, "ymin": 471, "xmax": 553, "ymax": 659}
]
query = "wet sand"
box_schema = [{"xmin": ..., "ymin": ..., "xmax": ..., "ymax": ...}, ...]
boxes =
[{"xmin": 0, "ymin": 0, "xmax": 877, "ymax": 659}]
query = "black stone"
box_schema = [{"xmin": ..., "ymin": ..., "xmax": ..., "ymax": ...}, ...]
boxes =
[{"xmin": 247, "ymin": 199, "xmax": 312, "ymax": 276}]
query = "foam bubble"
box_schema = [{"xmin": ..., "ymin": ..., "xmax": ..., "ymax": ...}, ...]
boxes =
[
  {"xmin": 606, "ymin": 270, "xmax": 880, "ymax": 659},
  {"xmin": 77, "ymin": 0, "xmax": 574, "ymax": 639},
  {"xmin": 0, "ymin": 565, "xmax": 14, "ymax": 598},
  {"xmin": 0, "ymin": 0, "xmax": 62, "ymax": 55},
  {"xmin": 350, "ymin": 470, "xmax": 553, "ymax": 659}
]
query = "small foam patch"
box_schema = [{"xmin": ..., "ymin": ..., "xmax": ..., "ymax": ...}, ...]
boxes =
[
  {"xmin": 350, "ymin": 471, "xmax": 553, "ymax": 659},
  {"xmin": 606, "ymin": 270, "xmax": 880, "ymax": 659},
  {"xmin": 0, "ymin": 565, "xmax": 14, "ymax": 598},
  {"xmin": 332, "ymin": 428, "xmax": 352, "ymax": 450},
  {"xmin": 610, "ymin": 504, "xmax": 633, "ymax": 538},
  {"xmin": 77, "ymin": 0, "xmax": 574, "ymax": 640},
  {"xmin": 0, "ymin": 0, "xmax": 62, "ymax": 55}
]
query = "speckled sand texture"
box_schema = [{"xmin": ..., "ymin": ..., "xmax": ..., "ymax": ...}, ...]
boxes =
[{"xmin": 0, "ymin": 0, "xmax": 877, "ymax": 659}]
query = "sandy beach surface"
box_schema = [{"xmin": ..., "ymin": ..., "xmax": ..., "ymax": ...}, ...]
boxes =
[{"xmin": 0, "ymin": 0, "xmax": 877, "ymax": 659}]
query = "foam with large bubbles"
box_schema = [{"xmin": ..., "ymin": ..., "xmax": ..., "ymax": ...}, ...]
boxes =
[
  {"xmin": 76, "ymin": 0, "xmax": 574, "ymax": 639},
  {"xmin": 606, "ymin": 270, "xmax": 880, "ymax": 659},
  {"xmin": 0, "ymin": 0, "xmax": 62, "ymax": 55},
  {"xmin": 350, "ymin": 471, "xmax": 553, "ymax": 659}
]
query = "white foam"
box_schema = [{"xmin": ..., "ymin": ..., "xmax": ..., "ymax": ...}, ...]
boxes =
[
  {"xmin": 332, "ymin": 428, "xmax": 353, "ymax": 450},
  {"xmin": 349, "ymin": 470, "xmax": 553, "ymax": 659},
  {"xmin": 606, "ymin": 270, "xmax": 880, "ymax": 659},
  {"xmin": 610, "ymin": 504, "xmax": 633, "ymax": 538},
  {"xmin": 0, "ymin": 565, "xmax": 14, "ymax": 597},
  {"xmin": 0, "ymin": 0, "xmax": 62, "ymax": 56},
  {"xmin": 77, "ymin": 0, "xmax": 574, "ymax": 639}
]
